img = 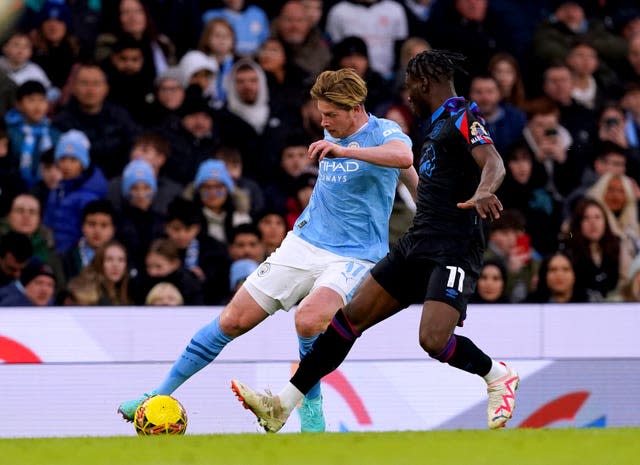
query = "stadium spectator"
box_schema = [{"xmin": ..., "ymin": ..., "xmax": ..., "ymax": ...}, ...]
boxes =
[
  {"xmin": 215, "ymin": 146, "xmax": 265, "ymax": 218},
  {"xmin": 330, "ymin": 36, "xmax": 393, "ymax": 115},
  {"xmin": 160, "ymin": 85, "xmax": 220, "ymax": 186},
  {"xmin": 0, "ymin": 258, "xmax": 55, "ymax": 306},
  {"xmin": 27, "ymin": 149, "xmax": 59, "ymax": 212},
  {"xmin": 586, "ymin": 172, "xmax": 640, "ymax": 259},
  {"xmin": 256, "ymin": 210, "xmax": 287, "ymax": 256},
  {"xmin": 5, "ymin": 80, "xmax": 60, "ymax": 188},
  {"xmin": 202, "ymin": 0, "xmax": 270, "ymax": 57},
  {"xmin": 145, "ymin": 281, "xmax": 184, "ymax": 306},
  {"xmin": 532, "ymin": 0, "xmax": 627, "ymax": 73},
  {"xmin": 96, "ymin": 0, "xmax": 175, "ymax": 82},
  {"xmin": 60, "ymin": 199, "xmax": 115, "ymax": 286},
  {"xmin": 176, "ymin": 50, "xmax": 218, "ymax": 108},
  {"xmin": 101, "ymin": 35, "xmax": 155, "ymax": 125},
  {"xmin": 114, "ymin": 159, "xmax": 165, "ymax": 274},
  {"xmin": 0, "ymin": 193, "xmax": 61, "ymax": 279},
  {"xmin": 273, "ymin": 0, "xmax": 331, "ymax": 77},
  {"xmin": 192, "ymin": 159, "xmax": 251, "ymax": 245},
  {"xmin": 143, "ymin": 66, "xmax": 185, "ymax": 129},
  {"xmin": 0, "ymin": 30, "xmax": 53, "ymax": 93},
  {"xmin": 262, "ymin": 132, "xmax": 315, "ymax": 216},
  {"xmin": 43, "ymin": 129, "xmax": 108, "ymax": 253},
  {"xmin": 469, "ymin": 259, "xmax": 509, "ymax": 304},
  {"xmin": 609, "ymin": 253, "xmax": 640, "ymax": 302},
  {"xmin": 469, "ymin": 74, "xmax": 526, "ymax": 156},
  {"xmin": 541, "ymin": 62, "xmax": 598, "ymax": 152},
  {"xmin": 0, "ymin": 231, "xmax": 33, "ymax": 287},
  {"xmin": 566, "ymin": 198, "xmax": 626, "ymax": 301},
  {"xmin": 521, "ymin": 97, "xmax": 584, "ymax": 200},
  {"xmin": 527, "ymin": 250, "xmax": 589, "ymax": 303},
  {"xmin": 326, "ymin": 0, "xmax": 408, "ymax": 79},
  {"xmin": 215, "ymin": 58, "xmax": 292, "ymax": 184},
  {"xmin": 29, "ymin": 1, "xmax": 80, "ymax": 90},
  {"xmin": 52, "ymin": 62, "xmax": 140, "ymax": 179},
  {"xmin": 0, "ymin": 120, "xmax": 24, "ymax": 217},
  {"xmin": 107, "ymin": 132, "xmax": 182, "ymax": 216},
  {"xmin": 256, "ymin": 37, "xmax": 311, "ymax": 120},
  {"xmin": 285, "ymin": 171, "xmax": 317, "ymax": 231},
  {"xmin": 197, "ymin": 18, "xmax": 237, "ymax": 106},
  {"xmin": 488, "ymin": 52, "xmax": 526, "ymax": 109},
  {"xmin": 228, "ymin": 223, "xmax": 266, "ymax": 264},
  {"xmin": 164, "ymin": 197, "xmax": 231, "ymax": 305},
  {"xmin": 133, "ymin": 238, "xmax": 204, "ymax": 305},
  {"xmin": 497, "ymin": 142, "xmax": 562, "ymax": 255},
  {"xmin": 83, "ymin": 240, "xmax": 132, "ymax": 305},
  {"xmin": 484, "ymin": 209, "xmax": 540, "ymax": 303}
]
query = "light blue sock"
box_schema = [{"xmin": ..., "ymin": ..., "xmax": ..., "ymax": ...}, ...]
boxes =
[
  {"xmin": 155, "ymin": 316, "xmax": 233, "ymax": 395},
  {"xmin": 298, "ymin": 334, "xmax": 321, "ymax": 400}
]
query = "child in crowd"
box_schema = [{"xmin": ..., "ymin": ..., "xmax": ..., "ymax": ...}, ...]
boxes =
[
  {"xmin": 43, "ymin": 129, "xmax": 108, "ymax": 253},
  {"xmin": 133, "ymin": 238, "xmax": 203, "ymax": 305},
  {"xmin": 164, "ymin": 197, "xmax": 231, "ymax": 305},
  {"xmin": 228, "ymin": 223, "xmax": 265, "ymax": 264},
  {"xmin": 107, "ymin": 132, "xmax": 182, "ymax": 215},
  {"xmin": 193, "ymin": 159, "xmax": 251, "ymax": 244},
  {"xmin": 145, "ymin": 282, "xmax": 184, "ymax": 306},
  {"xmin": 115, "ymin": 159, "xmax": 165, "ymax": 274},
  {"xmin": 5, "ymin": 80, "xmax": 60, "ymax": 187},
  {"xmin": 82, "ymin": 240, "xmax": 131, "ymax": 305},
  {"xmin": 60, "ymin": 199, "xmax": 116, "ymax": 285},
  {"xmin": 0, "ymin": 31, "xmax": 53, "ymax": 93}
]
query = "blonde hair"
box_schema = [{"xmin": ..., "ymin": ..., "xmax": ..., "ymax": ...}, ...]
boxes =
[
  {"xmin": 586, "ymin": 172, "xmax": 639, "ymax": 239},
  {"xmin": 66, "ymin": 271, "xmax": 100, "ymax": 306},
  {"xmin": 145, "ymin": 282, "xmax": 184, "ymax": 306},
  {"xmin": 310, "ymin": 68, "xmax": 367, "ymax": 110}
]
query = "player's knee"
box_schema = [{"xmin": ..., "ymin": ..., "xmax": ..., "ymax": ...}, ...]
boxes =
[
  {"xmin": 294, "ymin": 310, "xmax": 327, "ymax": 338},
  {"xmin": 419, "ymin": 330, "xmax": 449, "ymax": 355},
  {"xmin": 219, "ymin": 305, "xmax": 253, "ymax": 337}
]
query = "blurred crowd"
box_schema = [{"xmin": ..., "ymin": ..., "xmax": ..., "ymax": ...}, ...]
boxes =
[{"xmin": 1, "ymin": 0, "xmax": 640, "ymax": 307}]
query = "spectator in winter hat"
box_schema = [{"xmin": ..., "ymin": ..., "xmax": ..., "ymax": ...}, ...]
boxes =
[
  {"xmin": 44, "ymin": 129, "xmax": 108, "ymax": 253},
  {"xmin": 54, "ymin": 128, "xmax": 90, "ymax": 172},
  {"xmin": 0, "ymin": 258, "xmax": 56, "ymax": 306},
  {"xmin": 194, "ymin": 159, "xmax": 251, "ymax": 243},
  {"xmin": 115, "ymin": 159, "xmax": 165, "ymax": 274},
  {"xmin": 121, "ymin": 159, "xmax": 158, "ymax": 211}
]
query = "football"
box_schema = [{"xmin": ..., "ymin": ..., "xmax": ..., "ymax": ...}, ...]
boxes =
[{"xmin": 133, "ymin": 395, "xmax": 188, "ymax": 436}]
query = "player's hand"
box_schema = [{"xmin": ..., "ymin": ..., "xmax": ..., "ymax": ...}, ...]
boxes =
[
  {"xmin": 308, "ymin": 140, "xmax": 345, "ymax": 161},
  {"xmin": 457, "ymin": 192, "xmax": 503, "ymax": 220}
]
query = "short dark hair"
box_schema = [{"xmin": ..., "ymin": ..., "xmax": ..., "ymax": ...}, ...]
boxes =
[
  {"xmin": 132, "ymin": 132, "xmax": 171, "ymax": 157},
  {"xmin": 166, "ymin": 197, "xmax": 203, "ymax": 226},
  {"xmin": 17, "ymin": 80, "xmax": 46, "ymax": 100},
  {"xmin": 81, "ymin": 199, "xmax": 115, "ymax": 223},
  {"xmin": 0, "ymin": 231, "xmax": 33, "ymax": 262},
  {"xmin": 229, "ymin": 223, "xmax": 261, "ymax": 243}
]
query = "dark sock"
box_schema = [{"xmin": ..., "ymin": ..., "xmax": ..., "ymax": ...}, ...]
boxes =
[
  {"xmin": 291, "ymin": 309, "xmax": 358, "ymax": 394},
  {"xmin": 430, "ymin": 334, "xmax": 492, "ymax": 376}
]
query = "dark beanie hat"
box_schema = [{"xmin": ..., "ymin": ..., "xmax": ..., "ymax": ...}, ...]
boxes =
[
  {"xmin": 20, "ymin": 259, "xmax": 56, "ymax": 286},
  {"xmin": 332, "ymin": 36, "xmax": 369, "ymax": 61}
]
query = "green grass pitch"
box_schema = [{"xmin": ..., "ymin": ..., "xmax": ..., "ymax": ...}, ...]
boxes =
[{"xmin": 2, "ymin": 429, "xmax": 638, "ymax": 465}]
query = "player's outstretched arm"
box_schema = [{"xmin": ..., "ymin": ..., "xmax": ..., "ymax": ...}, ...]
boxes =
[
  {"xmin": 309, "ymin": 139, "xmax": 413, "ymax": 168},
  {"xmin": 457, "ymin": 144, "xmax": 505, "ymax": 220}
]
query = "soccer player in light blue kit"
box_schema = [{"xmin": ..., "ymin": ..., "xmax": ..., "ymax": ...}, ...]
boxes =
[{"xmin": 118, "ymin": 68, "xmax": 418, "ymax": 432}]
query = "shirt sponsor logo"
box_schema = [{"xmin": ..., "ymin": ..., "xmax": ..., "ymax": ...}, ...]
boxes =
[{"xmin": 470, "ymin": 121, "xmax": 492, "ymax": 145}]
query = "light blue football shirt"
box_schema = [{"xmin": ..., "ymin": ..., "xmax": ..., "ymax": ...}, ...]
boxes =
[{"xmin": 293, "ymin": 114, "xmax": 412, "ymax": 262}]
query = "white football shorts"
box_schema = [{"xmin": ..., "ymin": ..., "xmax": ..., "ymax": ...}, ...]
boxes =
[{"xmin": 244, "ymin": 231, "xmax": 374, "ymax": 315}]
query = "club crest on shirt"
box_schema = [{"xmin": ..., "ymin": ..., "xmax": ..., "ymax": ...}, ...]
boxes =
[
  {"xmin": 257, "ymin": 263, "xmax": 271, "ymax": 277},
  {"xmin": 348, "ymin": 141, "xmax": 360, "ymax": 148},
  {"xmin": 470, "ymin": 121, "xmax": 493, "ymax": 145}
]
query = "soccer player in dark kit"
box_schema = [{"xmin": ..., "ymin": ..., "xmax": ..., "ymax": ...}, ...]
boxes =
[{"xmin": 231, "ymin": 50, "xmax": 520, "ymax": 433}]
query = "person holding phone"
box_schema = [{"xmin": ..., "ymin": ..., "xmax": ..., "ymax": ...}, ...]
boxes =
[{"xmin": 521, "ymin": 97, "xmax": 582, "ymax": 199}]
